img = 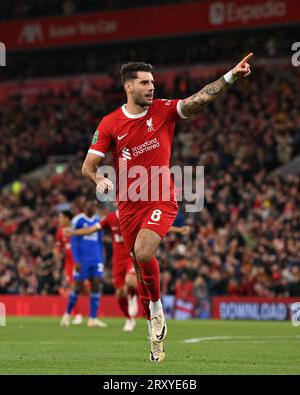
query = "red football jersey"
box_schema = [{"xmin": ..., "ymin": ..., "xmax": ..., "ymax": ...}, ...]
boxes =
[
  {"xmin": 55, "ymin": 227, "xmax": 74, "ymax": 264},
  {"xmin": 89, "ymin": 99, "xmax": 186, "ymax": 216},
  {"xmin": 100, "ymin": 210, "xmax": 128, "ymax": 258}
]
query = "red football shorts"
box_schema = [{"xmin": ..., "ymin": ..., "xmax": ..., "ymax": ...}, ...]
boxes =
[{"xmin": 119, "ymin": 201, "xmax": 178, "ymax": 253}]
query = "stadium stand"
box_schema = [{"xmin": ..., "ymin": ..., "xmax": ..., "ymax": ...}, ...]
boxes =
[
  {"xmin": 0, "ymin": 25, "xmax": 294, "ymax": 81},
  {"xmin": 1, "ymin": 63, "xmax": 300, "ymax": 309},
  {"xmin": 0, "ymin": 0, "xmax": 202, "ymax": 21},
  {"xmin": 1, "ymin": 6, "xmax": 300, "ymax": 318}
]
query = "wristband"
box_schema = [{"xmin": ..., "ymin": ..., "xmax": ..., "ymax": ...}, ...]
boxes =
[{"xmin": 224, "ymin": 70, "xmax": 238, "ymax": 84}]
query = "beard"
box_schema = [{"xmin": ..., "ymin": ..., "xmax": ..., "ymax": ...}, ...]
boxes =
[{"xmin": 133, "ymin": 92, "xmax": 151, "ymax": 108}]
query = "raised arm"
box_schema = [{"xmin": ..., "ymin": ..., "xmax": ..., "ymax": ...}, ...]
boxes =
[
  {"xmin": 168, "ymin": 225, "xmax": 191, "ymax": 235},
  {"xmin": 180, "ymin": 53, "xmax": 253, "ymax": 117},
  {"xmin": 64, "ymin": 223, "xmax": 101, "ymax": 237}
]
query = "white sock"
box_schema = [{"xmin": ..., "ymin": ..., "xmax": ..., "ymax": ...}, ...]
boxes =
[
  {"xmin": 147, "ymin": 320, "xmax": 152, "ymax": 337},
  {"xmin": 149, "ymin": 299, "xmax": 163, "ymax": 316}
]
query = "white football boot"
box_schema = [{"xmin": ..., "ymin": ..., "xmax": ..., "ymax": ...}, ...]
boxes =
[
  {"xmin": 150, "ymin": 310, "xmax": 167, "ymax": 342},
  {"xmin": 87, "ymin": 318, "xmax": 107, "ymax": 328},
  {"xmin": 150, "ymin": 338, "xmax": 165, "ymax": 363},
  {"xmin": 123, "ymin": 318, "xmax": 136, "ymax": 332},
  {"xmin": 72, "ymin": 314, "xmax": 83, "ymax": 325},
  {"xmin": 60, "ymin": 313, "xmax": 71, "ymax": 327}
]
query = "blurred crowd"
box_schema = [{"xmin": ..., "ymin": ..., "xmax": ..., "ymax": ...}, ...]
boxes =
[
  {"xmin": 0, "ymin": 0, "xmax": 200, "ymax": 21},
  {"xmin": 0, "ymin": 164, "xmax": 115, "ymax": 295},
  {"xmin": 1, "ymin": 61, "xmax": 300, "ymax": 314},
  {"xmin": 0, "ymin": 87, "xmax": 103, "ymax": 187},
  {"xmin": 1, "ymin": 65, "xmax": 299, "ymax": 186},
  {"xmin": 1, "ymin": 25, "xmax": 292, "ymax": 82}
]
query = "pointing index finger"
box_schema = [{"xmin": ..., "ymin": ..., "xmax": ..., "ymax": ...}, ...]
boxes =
[{"xmin": 241, "ymin": 52, "xmax": 253, "ymax": 63}]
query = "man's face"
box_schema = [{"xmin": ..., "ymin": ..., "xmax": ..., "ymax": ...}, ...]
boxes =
[
  {"xmin": 85, "ymin": 202, "xmax": 96, "ymax": 218},
  {"xmin": 58, "ymin": 213, "xmax": 69, "ymax": 227},
  {"xmin": 126, "ymin": 71, "xmax": 154, "ymax": 107}
]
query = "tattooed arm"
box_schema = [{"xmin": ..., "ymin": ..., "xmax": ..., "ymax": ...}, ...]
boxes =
[
  {"xmin": 180, "ymin": 53, "xmax": 253, "ymax": 117},
  {"xmin": 180, "ymin": 76, "xmax": 230, "ymax": 116}
]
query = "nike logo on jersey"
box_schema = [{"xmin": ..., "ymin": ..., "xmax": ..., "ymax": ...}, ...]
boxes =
[
  {"xmin": 147, "ymin": 221, "xmax": 159, "ymax": 225},
  {"xmin": 117, "ymin": 133, "xmax": 128, "ymax": 140}
]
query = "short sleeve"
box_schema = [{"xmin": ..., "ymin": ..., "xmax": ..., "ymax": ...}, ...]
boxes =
[
  {"xmin": 159, "ymin": 99, "xmax": 189, "ymax": 122},
  {"xmin": 88, "ymin": 116, "xmax": 112, "ymax": 158},
  {"xmin": 71, "ymin": 216, "xmax": 80, "ymax": 230}
]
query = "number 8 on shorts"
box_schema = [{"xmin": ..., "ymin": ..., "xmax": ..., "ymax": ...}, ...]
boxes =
[{"xmin": 151, "ymin": 209, "xmax": 162, "ymax": 222}]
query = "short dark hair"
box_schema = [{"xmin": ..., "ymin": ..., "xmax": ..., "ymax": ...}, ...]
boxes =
[
  {"xmin": 120, "ymin": 62, "xmax": 154, "ymax": 84},
  {"xmin": 60, "ymin": 210, "xmax": 73, "ymax": 220}
]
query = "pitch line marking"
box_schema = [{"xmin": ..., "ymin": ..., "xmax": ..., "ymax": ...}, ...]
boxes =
[
  {"xmin": 184, "ymin": 336, "xmax": 249, "ymax": 343},
  {"xmin": 184, "ymin": 336, "xmax": 299, "ymax": 344}
]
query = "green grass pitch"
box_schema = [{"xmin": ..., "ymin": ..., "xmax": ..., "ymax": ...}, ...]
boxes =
[{"xmin": 1, "ymin": 317, "xmax": 300, "ymax": 375}]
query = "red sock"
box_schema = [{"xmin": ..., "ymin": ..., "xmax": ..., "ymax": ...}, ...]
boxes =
[
  {"xmin": 138, "ymin": 257, "xmax": 161, "ymax": 302},
  {"xmin": 73, "ymin": 302, "xmax": 80, "ymax": 315},
  {"xmin": 137, "ymin": 280, "xmax": 150, "ymax": 320},
  {"xmin": 118, "ymin": 296, "xmax": 130, "ymax": 319}
]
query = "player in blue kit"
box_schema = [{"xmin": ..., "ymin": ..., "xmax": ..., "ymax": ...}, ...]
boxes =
[{"xmin": 61, "ymin": 201, "xmax": 107, "ymax": 327}]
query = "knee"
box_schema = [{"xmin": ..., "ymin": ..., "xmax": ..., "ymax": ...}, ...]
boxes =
[
  {"xmin": 134, "ymin": 245, "xmax": 153, "ymax": 264},
  {"xmin": 134, "ymin": 229, "xmax": 161, "ymax": 264},
  {"xmin": 126, "ymin": 276, "xmax": 137, "ymax": 289}
]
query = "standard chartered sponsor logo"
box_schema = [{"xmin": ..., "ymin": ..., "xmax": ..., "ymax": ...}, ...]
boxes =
[
  {"xmin": 132, "ymin": 138, "xmax": 160, "ymax": 157},
  {"xmin": 121, "ymin": 147, "xmax": 131, "ymax": 160}
]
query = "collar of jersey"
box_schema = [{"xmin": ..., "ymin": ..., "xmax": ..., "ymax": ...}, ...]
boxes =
[
  {"xmin": 82, "ymin": 213, "xmax": 98, "ymax": 222},
  {"xmin": 121, "ymin": 104, "xmax": 148, "ymax": 119}
]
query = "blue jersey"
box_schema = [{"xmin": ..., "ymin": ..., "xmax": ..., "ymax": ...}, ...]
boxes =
[
  {"xmin": 172, "ymin": 211, "xmax": 185, "ymax": 227},
  {"xmin": 70, "ymin": 214, "xmax": 104, "ymax": 280},
  {"xmin": 71, "ymin": 214, "xmax": 103, "ymax": 281}
]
